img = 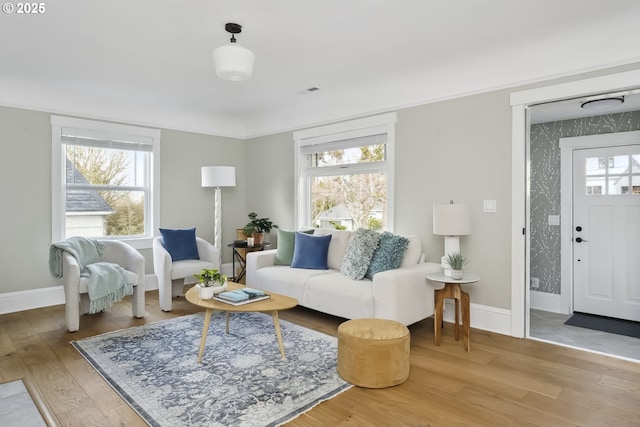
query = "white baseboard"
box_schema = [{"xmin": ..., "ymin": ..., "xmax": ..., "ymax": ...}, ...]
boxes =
[
  {"xmin": 0, "ymin": 286, "xmax": 67, "ymax": 315},
  {"xmin": 442, "ymin": 300, "xmax": 512, "ymax": 336},
  {"xmin": 0, "ymin": 275, "xmax": 159, "ymax": 315},
  {"xmin": 530, "ymin": 290, "xmax": 569, "ymax": 314}
]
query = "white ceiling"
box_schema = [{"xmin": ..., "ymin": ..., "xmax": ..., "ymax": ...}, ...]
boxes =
[{"xmin": 1, "ymin": 0, "xmax": 640, "ymax": 138}]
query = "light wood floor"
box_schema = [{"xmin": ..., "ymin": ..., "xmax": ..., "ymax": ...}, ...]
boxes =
[{"xmin": 1, "ymin": 291, "xmax": 639, "ymax": 427}]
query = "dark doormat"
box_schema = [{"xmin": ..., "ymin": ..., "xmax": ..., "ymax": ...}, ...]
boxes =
[{"xmin": 564, "ymin": 312, "xmax": 640, "ymax": 339}]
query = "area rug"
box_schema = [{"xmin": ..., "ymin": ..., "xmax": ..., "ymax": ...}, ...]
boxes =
[
  {"xmin": 72, "ymin": 312, "xmax": 352, "ymax": 427},
  {"xmin": 564, "ymin": 312, "xmax": 640, "ymax": 339}
]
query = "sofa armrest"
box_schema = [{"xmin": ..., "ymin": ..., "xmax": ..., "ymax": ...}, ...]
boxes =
[
  {"xmin": 371, "ymin": 261, "xmax": 442, "ymax": 325},
  {"xmin": 246, "ymin": 249, "xmax": 277, "ymax": 286}
]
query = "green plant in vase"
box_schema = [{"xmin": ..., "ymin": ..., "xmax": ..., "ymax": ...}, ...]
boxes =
[
  {"xmin": 445, "ymin": 252, "xmax": 469, "ymax": 280},
  {"xmin": 193, "ymin": 268, "xmax": 227, "ymax": 299},
  {"xmin": 243, "ymin": 212, "xmax": 278, "ymax": 244},
  {"xmin": 194, "ymin": 268, "xmax": 227, "ymax": 287}
]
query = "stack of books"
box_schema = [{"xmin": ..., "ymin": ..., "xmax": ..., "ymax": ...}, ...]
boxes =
[{"xmin": 213, "ymin": 288, "xmax": 270, "ymax": 306}]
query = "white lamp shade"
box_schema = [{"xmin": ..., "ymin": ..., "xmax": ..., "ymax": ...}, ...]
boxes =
[
  {"xmin": 433, "ymin": 203, "xmax": 471, "ymax": 236},
  {"xmin": 212, "ymin": 43, "xmax": 255, "ymax": 81},
  {"xmin": 201, "ymin": 166, "xmax": 236, "ymax": 188}
]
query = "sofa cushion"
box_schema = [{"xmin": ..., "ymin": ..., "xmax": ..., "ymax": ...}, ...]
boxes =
[
  {"xmin": 275, "ymin": 228, "xmax": 314, "ymax": 266},
  {"xmin": 252, "ymin": 265, "xmax": 333, "ymax": 301},
  {"xmin": 291, "ymin": 232, "xmax": 332, "ymax": 270},
  {"xmin": 313, "ymin": 228, "xmax": 353, "ymax": 270},
  {"xmin": 303, "ymin": 273, "xmax": 375, "ymax": 319},
  {"xmin": 340, "ymin": 228, "xmax": 381, "ymax": 280},
  {"xmin": 365, "ymin": 232, "xmax": 410, "ymax": 279},
  {"xmin": 159, "ymin": 227, "xmax": 199, "ymax": 261},
  {"xmin": 400, "ymin": 235, "xmax": 422, "ymax": 267}
]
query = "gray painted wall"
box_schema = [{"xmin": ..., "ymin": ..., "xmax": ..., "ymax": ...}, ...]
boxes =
[
  {"xmin": 245, "ymin": 90, "xmax": 514, "ymax": 309},
  {"xmin": 529, "ymin": 111, "xmax": 640, "ymax": 294},
  {"xmin": 1, "ymin": 62, "xmax": 639, "ymax": 314},
  {"xmin": 0, "ymin": 107, "xmax": 245, "ymax": 293}
]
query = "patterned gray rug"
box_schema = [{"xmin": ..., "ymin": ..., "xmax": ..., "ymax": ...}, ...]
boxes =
[{"xmin": 72, "ymin": 312, "xmax": 351, "ymax": 427}]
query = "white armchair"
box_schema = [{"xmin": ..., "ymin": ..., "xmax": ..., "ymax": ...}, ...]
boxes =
[
  {"xmin": 153, "ymin": 236, "xmax": 220, "ymax": 311},
  {"xmin": 61, "ymin": 240, "xmax": 145, "ymax": 332}
]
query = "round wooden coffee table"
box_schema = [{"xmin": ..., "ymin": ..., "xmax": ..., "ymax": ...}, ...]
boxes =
[{"xmin": 185, "ymin": 282, "xmax": 298, "ymax": 362}]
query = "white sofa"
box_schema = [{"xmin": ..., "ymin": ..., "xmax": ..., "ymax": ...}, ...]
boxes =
[{"xmin": 245, "ymin": 229, "xmax": 442, "ymax": 326}]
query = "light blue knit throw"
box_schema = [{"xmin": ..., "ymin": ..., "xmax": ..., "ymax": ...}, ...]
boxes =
[{"xmin": 49, "ymin": 237, "xmax": 134, "ymax": 313}]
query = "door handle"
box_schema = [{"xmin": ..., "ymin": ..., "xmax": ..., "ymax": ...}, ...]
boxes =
[{"xmin": 575, "ymin": 237, "xmax": 589, "ymax": 243}]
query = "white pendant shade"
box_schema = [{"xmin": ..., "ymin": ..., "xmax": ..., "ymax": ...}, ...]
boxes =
[{"xmin": 212, "ymin": 43, "xmax": 255, "ymax": 81}]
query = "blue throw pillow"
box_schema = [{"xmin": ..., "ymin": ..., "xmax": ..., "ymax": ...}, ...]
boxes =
[
  {"xmin": 159, "ymin": 227, "xmax": 200, "ymax": 261},
  {"xmin": 291, "ymin": 232, "xmax": 332, "ymax": 270},
  {"xmin": 275, "ymin": 228, "xmax": 315, "ymax": 266},
  {"xmin": 365, "ymin": 232, "xmax": 409, "ymax": 279}
]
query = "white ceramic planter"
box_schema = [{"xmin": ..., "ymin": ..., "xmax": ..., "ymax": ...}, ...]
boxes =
[
  {"xmin": 196, "ymin": 282, "xmax": 228, "ymax": 299},
  {"xmin": 212, "ymin": 281, "xmax": 228, "ymax": 294},
  {"xmin": 197, "ymin": 284, "xmax": 215, "ymax": 300},
  {"xmin": 451, "ymin": 270, "xmax": 463, "ymax": 280}
]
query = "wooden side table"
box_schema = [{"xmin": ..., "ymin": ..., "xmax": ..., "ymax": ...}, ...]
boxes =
[{"xmin": 426, "ymin": 273, "xmax": 479, "ymax": 351}]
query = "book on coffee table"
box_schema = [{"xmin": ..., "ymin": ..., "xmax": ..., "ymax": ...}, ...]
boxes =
[{"xmin": 213, "ymin": 288, "xmax": 270, "ymax": 306}]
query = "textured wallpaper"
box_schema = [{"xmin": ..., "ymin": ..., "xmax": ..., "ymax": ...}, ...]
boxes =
[{"xmin": 530, "ymin": 111, "xmax": 640, "ymax": 294}]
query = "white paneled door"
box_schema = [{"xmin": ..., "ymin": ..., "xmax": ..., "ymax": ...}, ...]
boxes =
[{"xmin": 572, "ymin": 144, "xmax": 640, "ymax": 321}]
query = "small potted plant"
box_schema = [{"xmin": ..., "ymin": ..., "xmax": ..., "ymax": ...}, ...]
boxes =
[
  {"xmin": 445, "ymin": 252, "xmax": 469, "ymax": 280},
  {"xmin": 243, "ymin": 212, "xmax": 278, "ymax": 245},
  {"xmin": 193, "ymin": 268, "xmax": 227, "ymax": 299}
]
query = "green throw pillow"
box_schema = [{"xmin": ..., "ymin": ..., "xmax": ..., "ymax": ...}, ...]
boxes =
[
  {"xmin": 365, "ymin": 232, "xmax": 410, "ymax": 279},
  {"xmin": 275, "ymin": 228, "xmax": 314, "ymax": 265}
]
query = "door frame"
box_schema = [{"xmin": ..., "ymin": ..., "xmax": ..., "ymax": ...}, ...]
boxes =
[
  {"xmin": 560, "ymin": 131, "xmax": 640, "ymax": 316},
  {"xmin": 510, "ymin": 69, "xmax": 640, "ymax": 338}
]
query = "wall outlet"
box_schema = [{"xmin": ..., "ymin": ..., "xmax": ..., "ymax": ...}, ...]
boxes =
[{"xmin": 531, "ymin": 277, "xmax": 540, "ymax": 289}]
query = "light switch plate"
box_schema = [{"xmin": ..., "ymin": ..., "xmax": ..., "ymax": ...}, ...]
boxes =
[{"xmin": 483, "ymin": 200, "xmax": 497, "ymax": 213}]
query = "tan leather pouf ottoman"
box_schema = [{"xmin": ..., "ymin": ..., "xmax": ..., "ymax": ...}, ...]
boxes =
[{"xmin": 337, "ymin": 318, "xmax": 410, "ymax": 388}]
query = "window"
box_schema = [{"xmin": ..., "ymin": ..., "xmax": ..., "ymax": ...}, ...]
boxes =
[
  {"xmin": 52, "ymin": 116, "xmax": 160, "ymax": 247},
  {"xmin": 294, "ymin": 113, "xmax": 395, "ymax": 231},
  {"xmin": 585, "ymin": 153, "xmax": 640, "ymax": 196}
]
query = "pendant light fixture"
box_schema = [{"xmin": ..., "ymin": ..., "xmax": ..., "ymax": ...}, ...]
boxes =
[{"xmin": 212, "ymin": 23, "xmax": 255, "ymax": 82}]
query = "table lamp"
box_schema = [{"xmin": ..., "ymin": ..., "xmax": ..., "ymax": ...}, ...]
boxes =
[
  {"xmin": 202, "ymin": 166, "xmax": 236, "ymax": 265},
  {"xmin": 433, "ymin": 201, "xmax": 471, "ymax": 277}
]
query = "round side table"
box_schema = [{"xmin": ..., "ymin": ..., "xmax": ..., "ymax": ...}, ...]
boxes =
[{"xmin": 426, "ymin": 273, "xmax": 479, "ymax": 351}]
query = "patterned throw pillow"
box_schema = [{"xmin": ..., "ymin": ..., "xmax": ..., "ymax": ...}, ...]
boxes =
[
  {"xmin": 291, "ymin": 232, "xmax": 332, "ymax": 270},
  {"xmin": 340, "ymin": 228, "xmax": 381, "ymax": 280},
  {"xmin": 365, "ymin": 232, "xmax": 410, "ymax": 279}
]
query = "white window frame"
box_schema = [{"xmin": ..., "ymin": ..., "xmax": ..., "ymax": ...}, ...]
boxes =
[
  {"xmin": 51, "ymin": 116, "xmax": 160, "ymax": 249},
  {"xmin": 293, "ymin": 113, "xmax": 396, "ymax": 231}
]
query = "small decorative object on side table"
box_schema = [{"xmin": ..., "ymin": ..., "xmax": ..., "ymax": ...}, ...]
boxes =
[{"xmin": 426, "ymin": 272, "xmax": 479, "ymax": 351}]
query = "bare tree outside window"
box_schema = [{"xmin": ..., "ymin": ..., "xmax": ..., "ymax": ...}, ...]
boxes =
[
  {"xmin": 66, "ymin": 145, "xmax": 145, "ymax": 237},
  {"xmin": 309, "ymin": 145, "xmax": 386, "ymax": 230}
]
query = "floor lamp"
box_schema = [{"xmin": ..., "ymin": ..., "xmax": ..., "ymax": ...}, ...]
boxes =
[
  {"xmin": 201, "ymin": 166, "xmax": 236, "ymax": 266},
  {"xmin": 433, "ymin": 202, "xmax": 471, "ymax": 277}
]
